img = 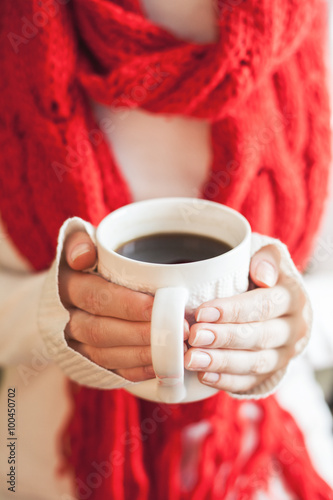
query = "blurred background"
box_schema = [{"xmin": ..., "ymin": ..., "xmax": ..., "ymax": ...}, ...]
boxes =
[{"xmin": 307, "ymin": 0, "xmax": 333, "ymax": 414}]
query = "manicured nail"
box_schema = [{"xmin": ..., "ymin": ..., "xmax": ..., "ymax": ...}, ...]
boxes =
[
  {"xmin": 187, "ymin": 351, "xmax": 211, "ymax": 369},
  {"xmin": 192, "ymin": 330, "xmax": 215, "ymax": 346},
  {"xmin": 202, "ymin": 372, "xmax": 220, "ymax": 384},
  {"xmin": 197, "ymin": 307, "xmax": 220, "ymax": 323},
  {"xmin": 255, "ymin": 260, "xmax": 277, "ymax": 287},
  {"xmin": 70, "ymin": 243, "xmax": 91, "ymax": 262}
]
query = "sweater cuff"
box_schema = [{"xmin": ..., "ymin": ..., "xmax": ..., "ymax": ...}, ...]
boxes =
[
  {"xmin": 227, "ymin": 232, "xmax": 312, "ymax": 400},
  {"xmin": 38, "ymin": 217, "xmax": 134, "ymax": 390}
]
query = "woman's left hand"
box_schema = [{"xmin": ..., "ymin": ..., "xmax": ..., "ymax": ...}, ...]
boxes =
[{"xmin": 184, "ymin": 245, "xmax": 307, "ymax": 394}]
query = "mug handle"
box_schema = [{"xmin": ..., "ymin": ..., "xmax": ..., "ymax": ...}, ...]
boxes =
[{"xmin": 151, "ymin": 287, "xmax": 189, "ymax": 403}]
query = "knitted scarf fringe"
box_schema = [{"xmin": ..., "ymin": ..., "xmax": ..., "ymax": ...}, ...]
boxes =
[{"xmin": 62, "ymin": 387, "xmax": 333, "ymax": 499}]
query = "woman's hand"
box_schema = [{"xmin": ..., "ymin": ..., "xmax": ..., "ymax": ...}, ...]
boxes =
[
  {"xmin": 59, "ymin": 231, "xmax": 189, "ymax": 382},
  {"xmin": 184, "ymin": 245, "xmax": 307, "ymax": 394}
]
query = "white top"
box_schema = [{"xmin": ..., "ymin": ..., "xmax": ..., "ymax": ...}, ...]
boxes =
[{"xmin": 0, "ymin": 1, "xmax": 333, "ymax": 497}]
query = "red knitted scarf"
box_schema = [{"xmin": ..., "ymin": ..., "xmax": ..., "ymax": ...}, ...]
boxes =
[{"xmin": 0, "ymin": 1, "xmax": 332, "ymax": 498}]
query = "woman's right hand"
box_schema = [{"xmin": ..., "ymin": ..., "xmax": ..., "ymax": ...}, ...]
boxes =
[{"xmin": 58, "ymin": 231, "xmax": 189, "ymax": 382}]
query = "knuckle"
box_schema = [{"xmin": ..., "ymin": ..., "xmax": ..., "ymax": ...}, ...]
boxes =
[
  {"xmin": 242, "ymin": 376, "xmax": 264, "ymax": 392},
  {"xmin": 223, "ymin": 375, "xmax": 267, "ymax": 394},
  {"xmin": 236, "ymin": 323, "xmax": 253, "ymax": 345},
  {"xmin": 92, "ymin": 348, "xmax": 107, "ymax": 368},
  {"xmin": 138, "ymin": 346, "xmax": 151, "ymax": 366},
  {"xmin": 217, "ymin": 374, "xmax": 237, "ymax": 392},
  {"xmin": 119, "ymin": 289, "xmax": 153, "ymax": 321},
  {"xmin": 229, "ymin": 300, "xmax": 242, "ymax": 322},
  {"xmin": 84, "ymin": 285, "xmax": 111, "ymax": 313},
  {"xmin": 216, "ymin": 352, "xmax": 230, "ymax": 372},
  {"xmin": 83, "ymin": 287, "xmax": 101, "ymax": 313},
  {"xmin": 251, "ymin": 352, "xmax": 269, "ymax": 375},
  {"xmin": 221, "ymin": 330, "xmax": 234, "ymax": 348},
  {"xmin": 137, "ymin": 323, "xmax": 150, "ymax": 345},
  {"xmin": 66, "ymin": 310, "xmax": 81, "ymax": 340},
  {"xmin": 121, "ymin": 296, "xmax": 133, "ymax": 319},
  {"xmin": 257, "ymin": 296, "xmax": 274, "ymax": 321},
  {"xmin": 134, "ymin": 293, "xmax": 153, "ymax": 321},
  {"xmin": 86, "ymin": 316, "xmax": 103, "ymax": 346},
  {"xmin": 259, "ymin": 324, "xmax": 275, "ymax": 349},
  {"xmin": 140, "ymin": 293, "xmax": 153, "ymax": 311},
  {"xmin": 143, "ymin": 365, "xmax": 155, "ymax": 378}
]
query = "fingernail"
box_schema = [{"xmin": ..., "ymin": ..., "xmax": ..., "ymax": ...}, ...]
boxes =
[
  {"xmin": 187, "ymin": 351, "xmax": 211, "ymax": 369},
  {"xmin": 197, "ymin": 307, "xmax": 220, "ymax": 323},
  {"xmin": 202, "ymin": 372, "xmax": 219, "ymax": 384},
  {"xmin": 70, "ymin": 243, "xmax": 91, "ymax": 262},
  {"xmin": 184, "ymin": 321, "xmax": 190, "ymax": 339},
  {"xmin": 192, "ymin": 330, "xmax": 215, "ymax": 346},
  {"xmin": 255, "ymin": 260, "xmax": 277, "ymax": 287}
]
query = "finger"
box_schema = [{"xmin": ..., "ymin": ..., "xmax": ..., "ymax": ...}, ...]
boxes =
[
  {"xmin": 67, "ymin": 340, "xmax": 152, "ymax": 370},
  {"xmin": 198, "ymin": 372, "xmax": 269, "ymax": 394},
  {"xmin": 195, "ymin": 284, "xmax": 294, "ymax": 324},
  {"xmin": 65, "ymin": 309, "xmax": 151, "ymax": 347},
  {"xmin": 114, "ymin": 365, "xmax": 156, "ymax": 383},
  {"xmin": 60, "ymin": 271, "xmax": 154, "ymax": 321},
  {"xmin": 184, "ymin": 346, "xmax": 292, "ymax": 375},
  {"xmin": 64, "ymin": 230, "xmax": 97, "ymax": 271},
  {"xmin": 249, "ymin": 244, "xmax": 281, "ymax": 288},
  {"xmin": 189, "ymin": 316, "xmax": 303, "ymax": 350},
  {"xmin": 65, "ymin": 309, "xmax": 190, "ymax": 347},
  {"xmin": 114, "ymin": 348, "xmax": 189, "ymax": 382}
]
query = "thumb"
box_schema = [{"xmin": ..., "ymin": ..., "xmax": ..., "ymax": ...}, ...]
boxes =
[
  {"xmin": 64, "ymin": 230, "xmax": 97, "ymax": 271},
  {"xmin": 250, "ymin": 244, "xmax": 280, "ymax": 288}
]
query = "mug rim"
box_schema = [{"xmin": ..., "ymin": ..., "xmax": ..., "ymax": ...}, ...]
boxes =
[{"xmin": 96, "ymin": 197, "xmax": 251, "ymax": 269}]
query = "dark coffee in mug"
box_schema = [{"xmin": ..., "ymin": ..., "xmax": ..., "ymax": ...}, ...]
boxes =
[{"xmin": 115, "ymin": 232, "xmax": 232, "ymax": 264}]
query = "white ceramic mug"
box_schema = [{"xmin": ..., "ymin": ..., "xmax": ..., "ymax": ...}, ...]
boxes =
[{"xmin": 96, "ymin": 198, "xmax": 251, "ymax": 404}]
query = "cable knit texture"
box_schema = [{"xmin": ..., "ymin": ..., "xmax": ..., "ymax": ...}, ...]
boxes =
[{"xmin": 0, "ymin": 1, "xmax": 332, "ymax": 499}]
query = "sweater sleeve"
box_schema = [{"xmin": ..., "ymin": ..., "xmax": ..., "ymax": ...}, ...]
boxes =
[
  {"xmin": 0, "ymin": 218, "xmax": 48, "ymax": 366},
  {"xmin": 0, "ymin": 266, "xmax": 47, "ymax": 366}
]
